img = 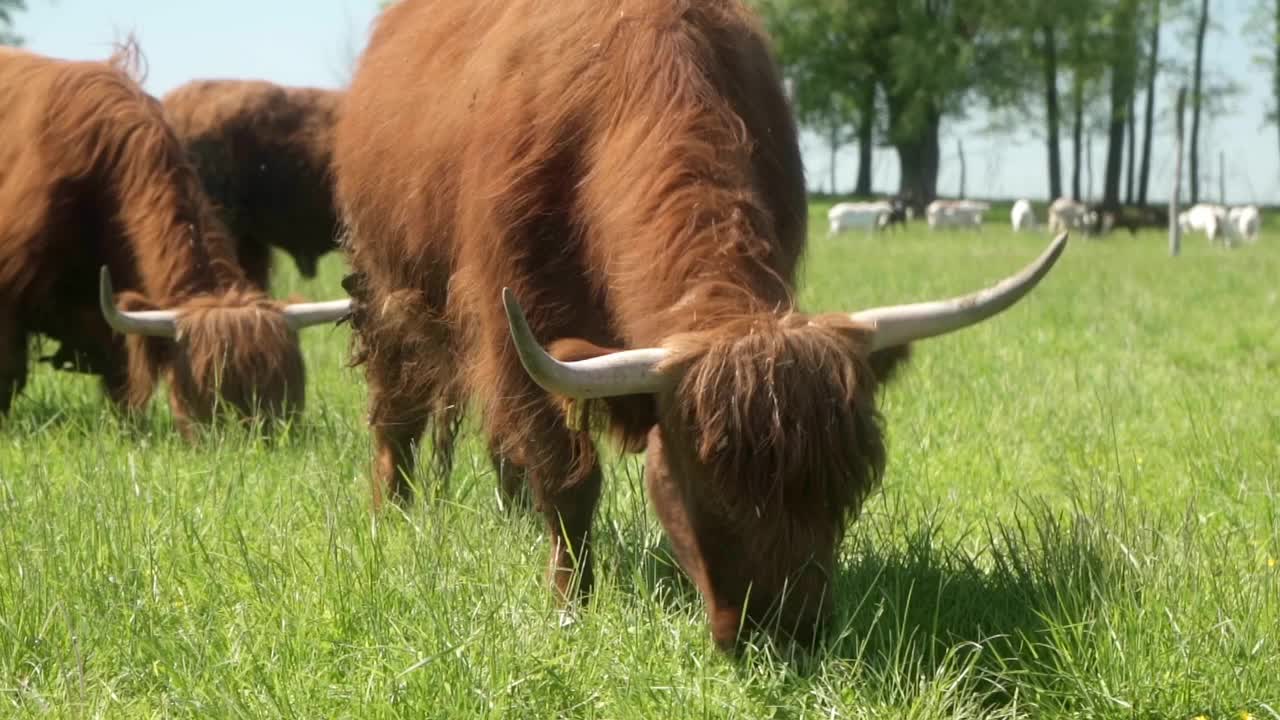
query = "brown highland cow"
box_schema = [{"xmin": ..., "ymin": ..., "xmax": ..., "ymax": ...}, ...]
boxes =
[
  {"xmin": 0, "ymin": 44, "xmax": 349, "ymax": 432},
  {"xmin": 161, "ymin": 78, "xmax": 343, "ymax": 289},
  {"xmin": 334, "ymin": 0, "xmax": 1068, "ymax": 651}
]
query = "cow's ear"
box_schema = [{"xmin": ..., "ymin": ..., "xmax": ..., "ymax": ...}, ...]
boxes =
[
  {"xmin": 545, "ymin": 337, "xmax": 656, "ymax": 453},
  {"xmin": 867, "ymin": 344, "xmax": 912, "ymax": 387},
  {"xmin": 547, "ymin": 337, "xmax": 627, "ymax": 363}
]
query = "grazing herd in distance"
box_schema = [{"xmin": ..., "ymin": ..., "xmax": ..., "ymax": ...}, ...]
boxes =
[
  {"xmin": 1, "ymin": 0, "xmax": 1078, "ymax": 653},
  {"xmin": 829, "ymin": 193, "xmax": 1263, "ymax": 247}
]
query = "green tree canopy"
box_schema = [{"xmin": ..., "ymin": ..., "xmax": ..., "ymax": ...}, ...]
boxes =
[
  {"xmin": 1, "ymin": 0, "xmax": 26, "ymax": 46},
  {"xmin": 755, "ymin": 0, "xmax": 1029, "ymax": 204},
  {"xmin": 0, "ymin": 0, "xmax": 25, "ymax": 46}
]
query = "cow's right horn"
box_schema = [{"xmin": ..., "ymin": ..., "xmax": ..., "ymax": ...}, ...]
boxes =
[
  {"xmin": 848, "ymin": 232, "xmax": 1068, "ymax": 351},
  {"xmin": 502, "ymin": 287, "xmax": 674, "ymax": 399},
  {"xmin": 98, "ymin": 266, "xmax": 179, "ymax": 338}
]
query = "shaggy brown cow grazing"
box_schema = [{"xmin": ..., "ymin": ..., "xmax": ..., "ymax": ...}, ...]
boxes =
[
  {"xmin": 335, "ymin": 0, "xmax": 1068, "ymax": 651},
  {"xmin": 0, "ymin": 44, "xmax": 348, "ymax": 431},
  {"xmin": 161, "ymin": 79, "xmax": 342, "ymax": 289}
]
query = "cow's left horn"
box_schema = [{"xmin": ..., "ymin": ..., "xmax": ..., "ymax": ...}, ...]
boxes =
[
  {"xmin": 282, "ymin": 299, "xmax": 352, "ymax": 330},
  {"xmin": 502, "ymin": 287, "xmax": 674, "ymax": 399},
  {"xmin": 850, "ymin": 232, "xmax": 1069, "ymax": 351},
  {"xmin": 98, "ymin": 266, "xmax": 179, "ymax": 338}
]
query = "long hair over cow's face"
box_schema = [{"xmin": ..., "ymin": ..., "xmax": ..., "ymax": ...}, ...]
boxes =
[
  {"xmin": 116, "ymin": 287, "xmax": 307, "ymax": 435},
  {"xmin": 643, "ymin": 312, "xmax": 908, "ymax": 648}
]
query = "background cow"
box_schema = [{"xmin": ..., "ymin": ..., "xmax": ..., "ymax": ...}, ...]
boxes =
[
  {"xmin": 883, "ymin": 196, "xmax": 912, "ymax": 229},
  {"xmin": 1179, "ymin": 203, "xmax": 1228, "ymax": 245},
  {"xmin": 162, "ymin": 78, "xmax": 343, "ymax": 289},
  {"xmin": 1048, "ymin": 197, "xmax": 1100, "ymax": 236},
  {"xmin": 0, "ymin": 44, "xmax": 346, "ymax": 431},
  {"xmin": 1182, "ymin": 203, "xmax": 1264, "ymax": 247},
  {"xmin": 827, "ymin": 201, "xmax": 892, "ymax": 235},
  {"xmin": 1011, "ymin": 199, "xmax": 1037, "ymax": 232},
  {"xmin": 1228, "ymin": 205, "xmax": 1261, "ymax": 244},
  {"xmin": 926, "ymin": 199, "xmax": 989, "ymax": 230},
  {"xmin": 1103, "ymin": 205, "xmax": 1169, "ymax": 236},
  {"xmin": 334, "ymin": 0, "xmax": 1066, "ymax": 651}
]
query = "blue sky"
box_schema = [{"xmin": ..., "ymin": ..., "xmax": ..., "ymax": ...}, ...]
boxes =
[{"xmin": 14, "ymin": 0, "xmax": 1277, "ymax": 204}]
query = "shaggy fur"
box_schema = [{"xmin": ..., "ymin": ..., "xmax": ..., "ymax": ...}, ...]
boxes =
[
  {"xmin": 335, "ymin": 0, "xmax": 911, "ymax": 650},
  {"xmin": 162, "ymin": 79, "xmax": 342, "ymax": 288},
  {"xmin": 0, "ymin": 44, "xmax": 307, "ymax": 432}
]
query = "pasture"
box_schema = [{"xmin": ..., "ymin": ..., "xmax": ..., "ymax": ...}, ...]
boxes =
[{"xmin": 2, "ymin": 203, "xmax": 1277, "ymax": 718}]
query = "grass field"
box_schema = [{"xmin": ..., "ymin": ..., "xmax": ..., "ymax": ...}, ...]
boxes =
[{"xmin": 2, "ymin": 203, "xmax": 1278, "ymax": 718}]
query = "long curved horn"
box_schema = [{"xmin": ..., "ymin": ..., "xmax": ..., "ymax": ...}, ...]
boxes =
[
  {"xmin": 282, "ymin": 299, "xmax": 352, "ymax": 330},
  {"xmin": 502, "ymin": 287, "xmax": 673, "ymax": 399},
  {"xmin": 98, "ymin": 266, "xmax": 179, "ymax": 338},
  {"xmin": 851, "ymin": 232, "xmax": 1069, "ymax": 351}
]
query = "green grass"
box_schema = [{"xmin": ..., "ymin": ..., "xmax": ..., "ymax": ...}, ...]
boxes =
[{"xmin": 3, "ymin": 206, "xmax": 1279, "ymax": 718}]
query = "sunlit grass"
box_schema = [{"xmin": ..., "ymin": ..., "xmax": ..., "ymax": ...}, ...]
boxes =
[{"xmin": 1, "ymin": 206, "xmax": 1277, "ymax": 718}]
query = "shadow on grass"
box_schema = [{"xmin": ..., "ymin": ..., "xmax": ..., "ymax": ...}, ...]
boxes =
[
  {"xmin": 0, "ymin": 386, "xmax": 132, "ymax": 439},
  {"xmin": 591, "ymin": 465, "xmax": 1132, "ymax": 706},
  {"xmin": 797, "ymin": 494, "xmax": 1126, "ymax": 706}
]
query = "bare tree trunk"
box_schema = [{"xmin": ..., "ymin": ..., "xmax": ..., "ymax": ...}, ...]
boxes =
[
  {"xmin": 1104, "ymin": 80, "xmax": 1126, "ymax": 209},
  {"xmin": 854, "ymin": 85, "xmax": 875, "ymax": 196},
  {"xmin": 1086, "ymin": 131, "xmax": 1094, "ymax": 201},
  {"xmin": 1138, "ymin": 0, "xmax": 1161, "ymax": 205},
  {"xmin": 828, "ymin": 123, "xmax": 839, "ymax": 195},
  {"xmin": 1042, "ymin": 24, "xmax": 1063, "ymax": 200},
  {"xmin": 895, "ymin": 122, "xmax": 941, "ymax": 209},
  {"xmin": 1072, "ymin": 74, "xmax": 1084, "ymax": 200},
  {"xmin": 1219, "ymin": 150, "xmax": 1225, "ymax": 204},
  {"xmin": 1104, "ymin": 0, "xmax": 1138, "ymax": 210},
  {"xmin": 1171, "ymin": 87, "xmax": 1187, "ymax": 256},
  {"xmin": 1189, "ymin": 0, "xmax": 1210, "ymax": 204},
  {"xmin": 1126, "ymin": 88, "xmax": 1137, "ymax": 204},
  {"xmin": 957, "ymin": 138, "xmax": 966, "ymax": 199},
  {"xmin": 888, "ymin": 93, "xmax": 942, "ymax": 210}
]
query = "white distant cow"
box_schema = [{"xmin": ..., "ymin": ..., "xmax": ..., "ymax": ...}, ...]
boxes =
[
  {"xmin": 827, "ymin": 201, "xmax": 893, "ymax": 236},
  {"xmin": 1179, "ymin": 203, "xmax": 1228, "ymax": 245},
  {"xmin": 1227, "ymin": 204, "xmax": 1261, "ymax": 244},
  {"xmin": 926, "ymin": 199, "xmax": 989, "ymax": 230},
  {"xmin": 1011, "ymin": 199, "xmax": 1037, "ymax": 232},
  {"xmin": 1180, "ymin": 203, "xmax": 1262, "ymax": 247},
  {"xmin": 1048, "ymin": 197, "xmax": 1098, "ymax": 236}
]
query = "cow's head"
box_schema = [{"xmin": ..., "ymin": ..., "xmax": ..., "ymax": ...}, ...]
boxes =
[
  {"xmin": 501, "ymin": 234, "xmax": 1068, "ymax": 651},
  {"xmin": 886, "ymin": 198, "xmax": 911, "ymax": 228},
  {"xmin": 98, "ymin": 267, "xmax": 349, "ymax": 434}
]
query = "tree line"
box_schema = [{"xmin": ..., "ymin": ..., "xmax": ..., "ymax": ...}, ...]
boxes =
[
  {"xmin": 754, "ymin": 0, "xmax": 1277, "ymax": 210},
  {"xmin": 6, "ymin": 0, "xmax": 1272, "ymax": 210}
]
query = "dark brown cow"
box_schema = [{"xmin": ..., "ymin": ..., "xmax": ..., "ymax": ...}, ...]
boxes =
[
  {"xmin": 334, "ymin": 0, "xmax": 1067, "ymax": 651},
  {"xmin": 1103, "ymin": 204, "xmax": 1170, "ymax": 236},
  {"xmin": 0, "ymin": 44, "xmax": 347, "ymax": 432},
  {"xmin": 161, "ymin": 79, "xmax": 342, "ymax": 289}
]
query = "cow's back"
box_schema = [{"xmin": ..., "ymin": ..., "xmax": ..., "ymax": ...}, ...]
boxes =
[
  {"xmin": 335, "ymin": 0, "xmax": 805, "ymax": 317},
  {"xmin": 162, "ymin": 80, "xmax": 339, "ymax": 226},
  {"xmin": 336, "ymin": 0, "xmax": 592, "ymax": 282},
  {"xmin": 164, "ymin": 78, "xmax": 342, "ymax": 283},
  {"xmin": 0, "ymin": 49, "xmax": 94, "ymax": 305},
  {"xmin": 0, "ymin": 46, "xmax": 240, "ymax": 338},
  {"xmin": 0, "ymin": 49, "xmax": 60, "ymax": 229}
]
